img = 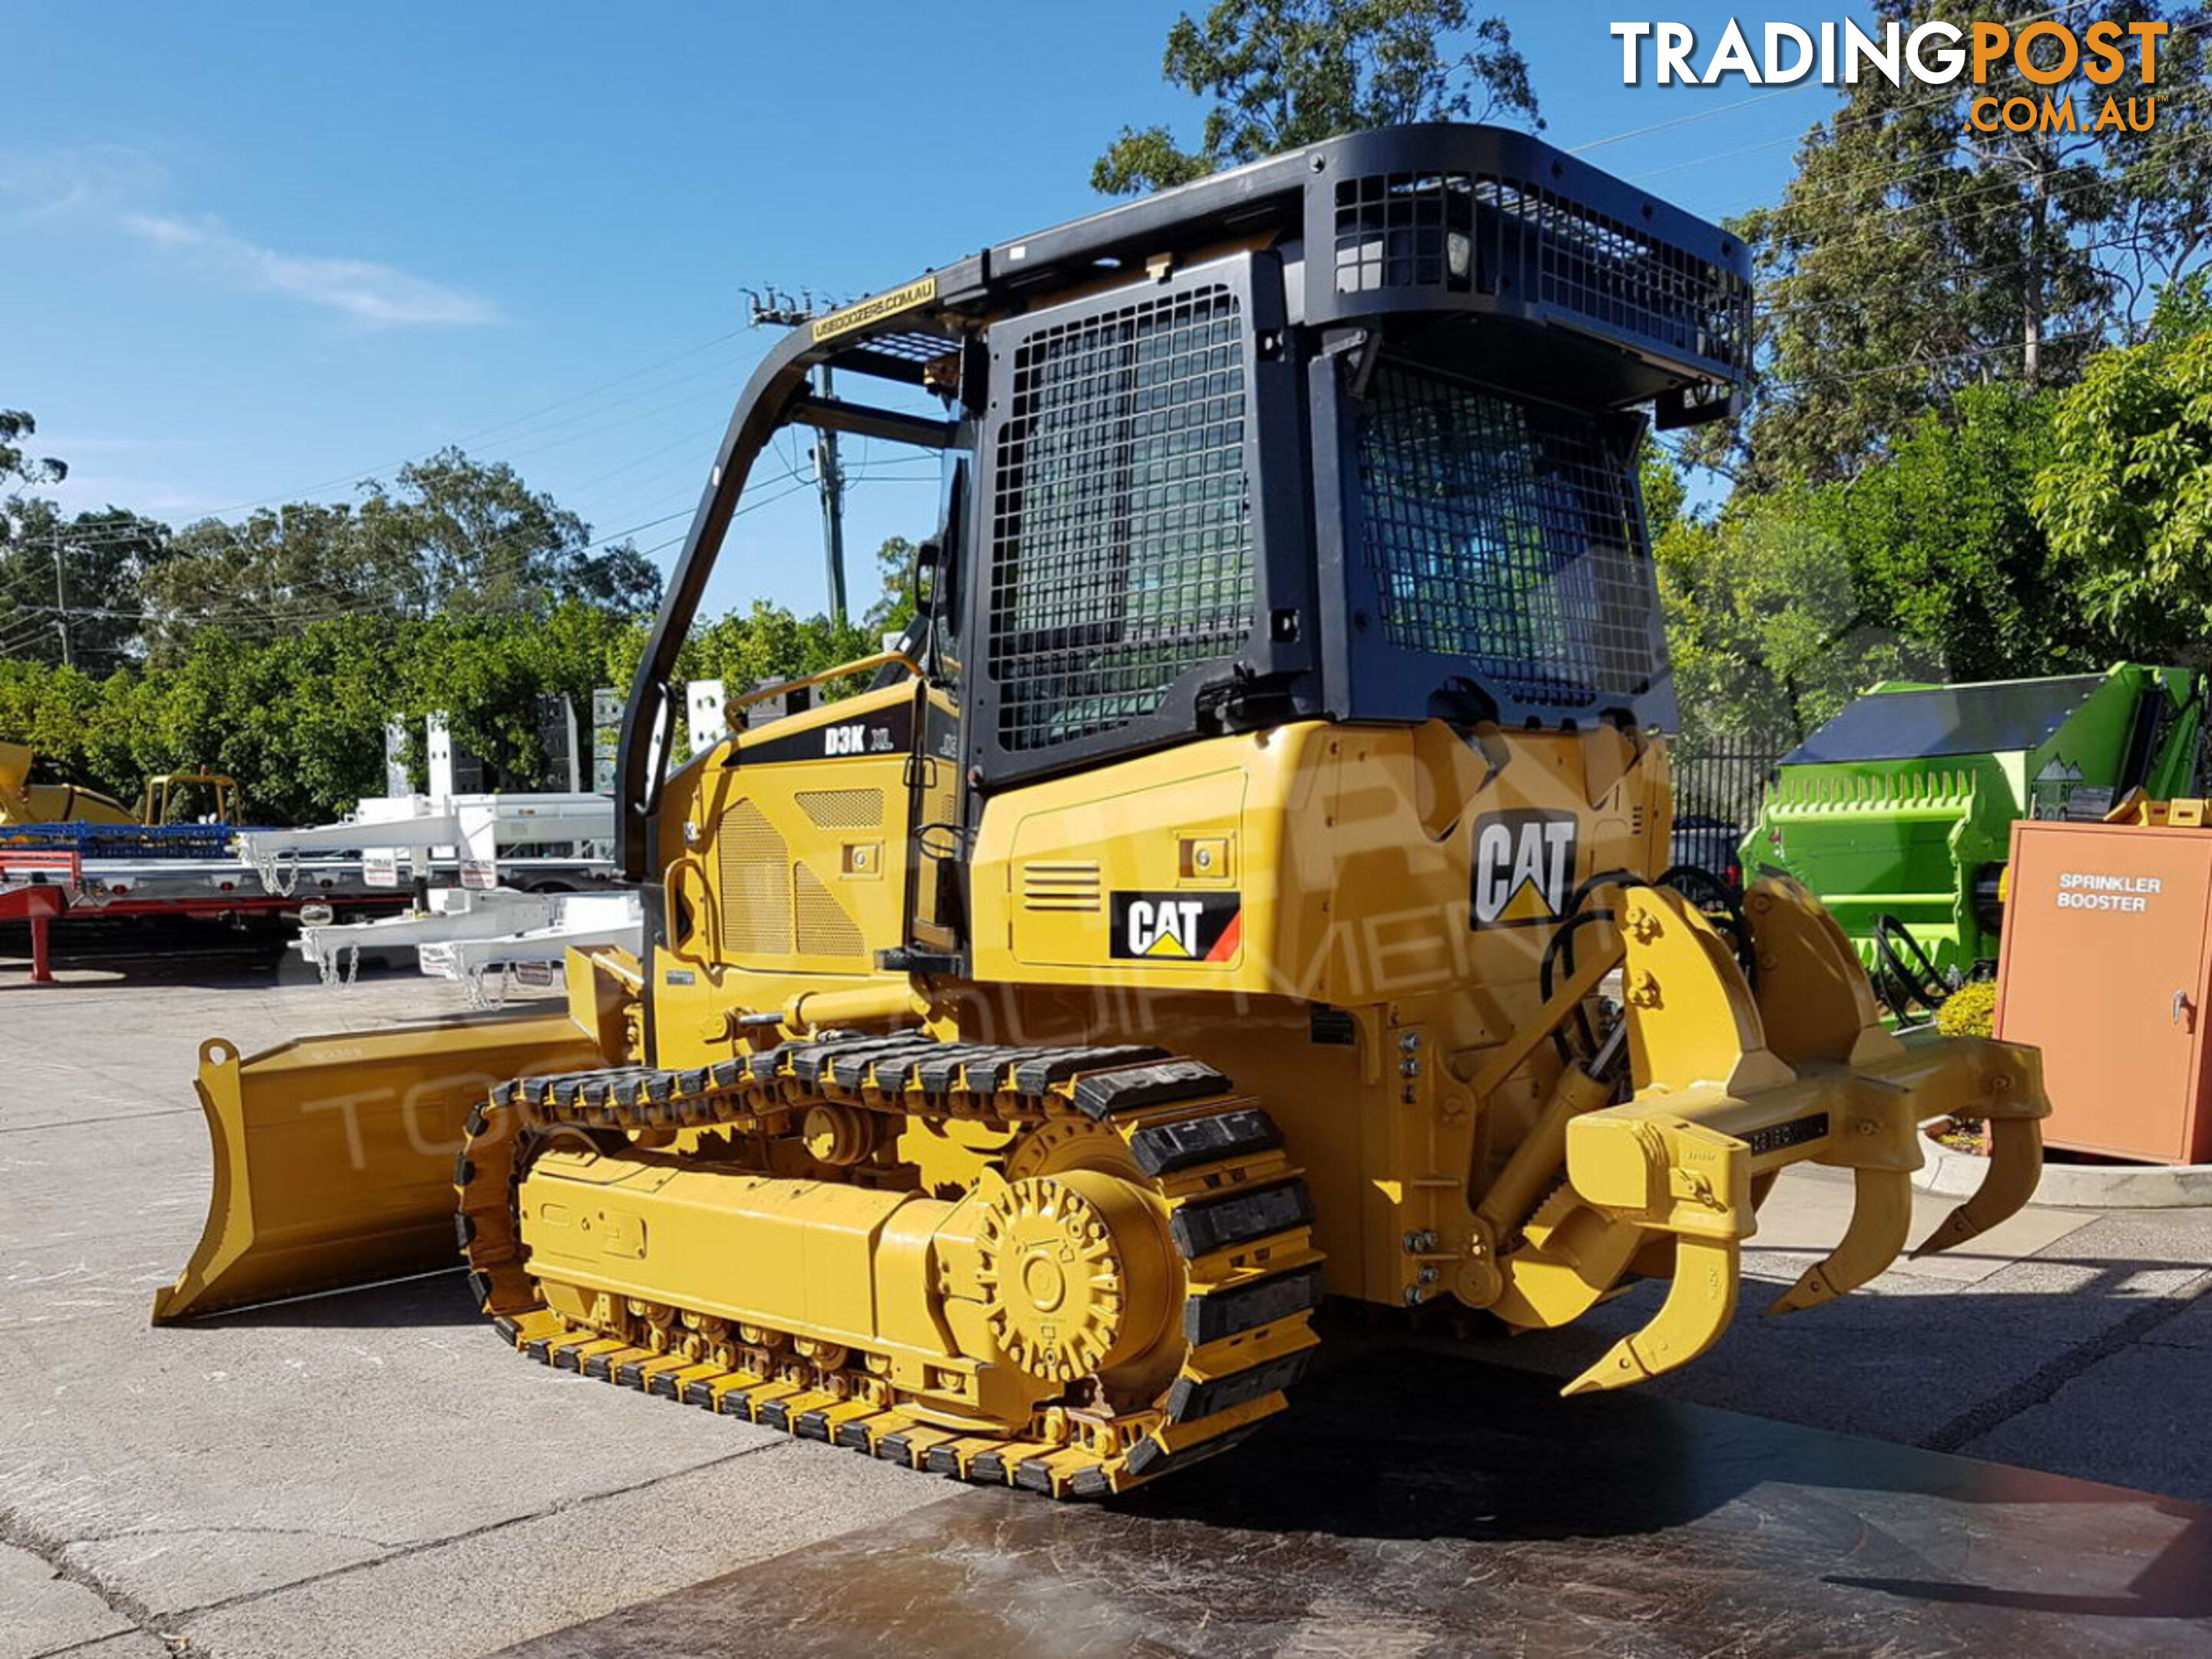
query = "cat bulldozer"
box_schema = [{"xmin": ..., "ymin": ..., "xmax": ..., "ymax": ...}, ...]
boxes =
[
  {"xmin": 0, "ymin": 743, "xmax": 137, "ymax": 826},
  {"xmin": 0, "ymin": 743, "xmax": 243, "ymax": 830},
  {"xmin": 155, "ymin": 124, "xmax": 2049, "ymax": 1498}
]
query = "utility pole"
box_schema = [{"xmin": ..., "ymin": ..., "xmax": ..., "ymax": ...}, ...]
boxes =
[
  {"xmin": 744, "ymin": 286, "xmax": 849, "ymax": 627},
  {"xmin": 50, "ymin": 538, "xmax": 71, "ymax": 668},
  {"xmin": 813, "ymin": 364, "xmax": 847, "ymax": 627}
]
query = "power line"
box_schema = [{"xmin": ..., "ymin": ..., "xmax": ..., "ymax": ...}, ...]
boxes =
[
  {"xmin": 1571, "ymin": 87, "xmax": 1808, "ymax": 155},
  {"xmin": 194, "ymin": 326, "xmax": 753, "ymax": 516},
  {"xmin": 20, "ymin": 467, "xmax": 883, "ymax": 644},
  {"xmin": 478, "ymin": 373, "xmax": 751, "ymax": 468},
  {"xmin": 1754, "ymin": 237, "xmax": 2131, "ymax": 318},
  {"xmin": 1611, "ymin": 0, "xmax": 2120, "ymax": 174},
  {"xmin": 1552, "ymin": 0, "xmax": 2121, "ymax": 180},
  {"xmin": 1758, "ymin": 327, "xmax": 2102, "ymax": 397},
  {"xmin": 565, "ymin": 423, "xmax": 731, "ymax": 502}
]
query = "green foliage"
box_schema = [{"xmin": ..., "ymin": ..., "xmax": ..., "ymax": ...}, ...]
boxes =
[
  {"xmin": 1707, "ymin": 0, "xmax": 2192, "ymax": 487},
  {"xmin": 680, "ymin": 601, "xmax": 874, "ymax": 694},
  {"xmin": 143, "ymin": 448, "xmax": 661, "ymax": 657},
  {"xmin": 0, "ymin": 502, "xmax": 170, "ymax": 675},
  {"xmin": 1638, "ymin": 443, "xmax": 1688, "ymax": 540},
  {"xmin": 1092, "ymin": 0, "xmax": 1537, "ymax": 195},
  {"xmin": 2034, "ymin": 275, "xmax": 2212, "ymax": 661},
  {"xmin": 0, "ymin": 397, "xmax": 915, "ymax": 822},
  {"xmin": 1656, "ymin": 480, "xmax": 1942, "ymax": 751},
  {"xmin": 0, "ymin": 594, "xmax": 887, "ymax": 824},
  {"xmin": 1808, "ymin": 385, "xmax": 2086, "ymax": 681},
  {"xmin": 864, "ymin": 535, "xmax": 919, "ymax": 634},
  {"xmin": 1657, "ymin": 388, "xmax": 2086, "ymax": 746},
  {"xmin": 0, "ymin": 410, "xmax": 65, "ymax": 489}
]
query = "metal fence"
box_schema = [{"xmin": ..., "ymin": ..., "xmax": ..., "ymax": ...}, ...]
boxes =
[{"xmin": 1669, "ymin": 742, "xmax": 1786, "ymax": 884}]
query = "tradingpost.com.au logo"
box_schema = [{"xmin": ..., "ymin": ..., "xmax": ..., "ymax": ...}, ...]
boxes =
[{"xmin": 1612, "ymin": 17, "xmax": 2168, "ymax": 131}]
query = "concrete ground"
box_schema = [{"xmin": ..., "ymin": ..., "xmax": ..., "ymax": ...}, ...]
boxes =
[
  {"xmin": 2, "ymin": 930, "xmax": 2208, "ymax": 1657},
  {"xmin": 0, "ymin": 940, "xmax": 947, "ymax": 1659},
  {"xmin": 1464, "ymin": 1151, "xmax": 2212, "ymax": 1500}
]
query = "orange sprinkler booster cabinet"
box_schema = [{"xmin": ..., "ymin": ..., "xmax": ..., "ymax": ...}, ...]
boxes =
[{"xmin": 1997, "ymin": 809, "xmax": 2212, "ymax": 1164}]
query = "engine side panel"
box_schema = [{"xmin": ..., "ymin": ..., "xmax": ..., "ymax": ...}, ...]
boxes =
[
  {"xmin": 969, "ymin": 719, "xmax": 1671, "ymax": 1007},
  {"xmin": 965, "ymin": 719, "xmax": 1674, "ymax": 1306}
]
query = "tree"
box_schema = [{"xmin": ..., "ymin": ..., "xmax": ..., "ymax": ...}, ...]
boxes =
[
  {"xmin": 139, "ymin": 449, "xmax": 662, "ymax": 657},
  {"xmin": 2, "ymin": 410, "xmax": 177, "ymax": 673},
  {"xmin": 0, "ymin": 410, "xmax": 65, "ymax": 491},
  {"xmin": 1707, "ymin": 0, "xmax": 2192, "ymax": 487},
  {"xmin": 2033, "ymin": 273, "xmax": 2212, "ymax": 663},
  {"xmin": 680, "ymin": 600, "xmax": 873, "ymax": 698},
  {"xmin": 1657, "ymin": 485, "xmax": 1942, "ymax": 750},
  {"xmin": 1091, "ymin": 0, "xmax": 1538, "ymax": 196},
  {"xmin": 1810, "ymin": 384, "xmax": 2088, "ymax": 680},
  {"xmin": 2102, "ymin": 16, "xmax": 2212, "ymax": 323},
  {"xmin": 864, "ymin": 535, "xmax": 918, "ymax": 634},
  {"xmin": 396, "ymin": 603, "xmax": 644, "ymax": 800},
  {"xmin": 0, "ymin": 504, "xmax": 170, "ymax": 674},
  {"xmin": 356, "ymin": 449, "xmax": 661, "ymax": 619}
]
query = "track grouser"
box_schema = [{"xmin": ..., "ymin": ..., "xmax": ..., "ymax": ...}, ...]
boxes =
[{"xmin": 156, "ymin": 124, "xmax": 2050, "ymax": 1498}]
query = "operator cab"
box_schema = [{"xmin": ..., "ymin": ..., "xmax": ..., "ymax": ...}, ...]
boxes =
[{"xmin": 626, "ymin": 124, "xmax": 1751, "ymax": 969}]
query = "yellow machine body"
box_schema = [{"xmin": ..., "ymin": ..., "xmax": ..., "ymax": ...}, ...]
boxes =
[
  {"xmin": 0, "ymin": 742, "xmax": 135, "ymax": 826},
  {"xmin": 645, "ymin": 705, "xmax": 2046, "ymax": 1347},
  {"xmin": 153, "ymin": 122, "xmax": 2051, "ymax": 1496},
  {"xmin": 155, "ymin": 958, "xmax": 628, "ymax": 1320},
  {"xmin": 0, "ymin": 744, "xmax": 242, "ymax": 828},
  {"xmin": 140, "ymin": 769, "xmax": 242, "ymax": 826},
  {"xmin": 161, "ymin": 699, "xmax": 2045, "ymax": 1399}
]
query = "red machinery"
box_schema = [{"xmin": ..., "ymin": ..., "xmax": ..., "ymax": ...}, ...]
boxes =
[{"xmin": 0, "ymin": 850, "xmax": 79, "ymax": 983}]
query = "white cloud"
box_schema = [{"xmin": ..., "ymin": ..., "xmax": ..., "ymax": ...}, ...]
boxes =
[
  {"xmin": 4, "ymin": 145, "xmax": 500, "ymax": 329},
  {"xmin": 121, "ymin": 212, "xmax": 498, "ymax": 328},
  {"xmin": 0, "ymin": 144, "xmax": 169, "ymax": 218}
]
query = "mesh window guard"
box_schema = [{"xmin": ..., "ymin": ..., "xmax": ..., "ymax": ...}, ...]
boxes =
[
  {"xmin": 986, "ymin": 284, "xmax": 1255, "ymax": 753},
  {"xmin": 1332, "ymin": 171, "xmax": 1749, "ymax": 373},
  {"xmin": 1356, "ymin": 363, "xmax": 1663, "ymax": 709}
]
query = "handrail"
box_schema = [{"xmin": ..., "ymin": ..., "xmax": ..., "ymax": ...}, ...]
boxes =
[{"xmin": 731, "ymin": 651, "xmax": 922, "ymax": 716}]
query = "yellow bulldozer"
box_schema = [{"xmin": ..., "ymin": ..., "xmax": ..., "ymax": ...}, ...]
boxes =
[
  {"xmin": 155, "ymin": 124, "xmax": 2049, "ymax": 1498},
  {"xmin": 0, "ymin": 743, "xmax": 242, "ymax": 828},
  {"xmin": 0, "ymin": 743, "xmax": 137, "ymax": 826}
]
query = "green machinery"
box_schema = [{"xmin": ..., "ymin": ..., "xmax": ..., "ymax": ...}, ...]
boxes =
[{"xmin": 1743, "ymin": 663, "xmax": 2205, "ymax": 1017}]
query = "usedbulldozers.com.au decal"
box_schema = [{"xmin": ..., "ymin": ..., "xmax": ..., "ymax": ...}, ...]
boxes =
[{"xmin": 1110, "ymin": 892, "xmax": 1243, "ymax": 962}]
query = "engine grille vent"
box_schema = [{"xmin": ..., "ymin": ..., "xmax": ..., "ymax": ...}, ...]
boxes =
[
  {"xmin": 796, "ymin": 863, "xmax": 866, "ymax": 958},
  {"xmin": 796, "ymin": 788, "xmax": 885, "ymax": 830},
  {"xmin": 1021, "ymin": 861, "xmax": 1104, "ymax": 912},
  {"xmin": 717, "ymin": 799, "xmax": 790, "ymax": 957}
]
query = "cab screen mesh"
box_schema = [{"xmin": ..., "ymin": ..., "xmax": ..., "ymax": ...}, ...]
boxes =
[
  {"xmin": 1355, "ymin": 363, "xmax": 1661, "ymax": 708},
  {"xmin": 987, "ymin": 284, "xmax": 1253, "ymax": 752}
]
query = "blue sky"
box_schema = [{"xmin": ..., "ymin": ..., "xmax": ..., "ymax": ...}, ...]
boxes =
[{"xmin": 4, "ymin": 3, "xmax": 1844, "ymax": 621}]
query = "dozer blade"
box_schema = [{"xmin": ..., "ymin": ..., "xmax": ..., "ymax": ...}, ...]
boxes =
[{"xmin": 153, "ymin": 1012, "xmax": 607, "ymax": 1323}]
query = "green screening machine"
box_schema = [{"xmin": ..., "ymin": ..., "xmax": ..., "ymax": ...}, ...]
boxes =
[{"xmin": 1742, "ymin": 664, "xmax": 2206, "ymax": 1019}]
